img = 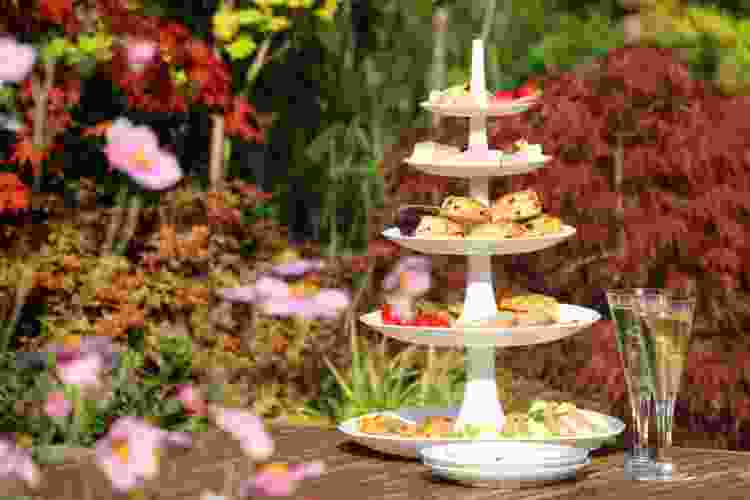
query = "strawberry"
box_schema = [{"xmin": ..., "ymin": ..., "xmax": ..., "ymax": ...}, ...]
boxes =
[
  {"xmin": 493, "ymin": 90, "xmax": 515, "ymax": 102},
  {"xmin": 515, "ymin": 80, "xmax": 540, "ymax": 99}
]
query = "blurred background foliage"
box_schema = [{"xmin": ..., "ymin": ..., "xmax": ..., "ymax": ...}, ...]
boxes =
[{"xmin": 124, "ymin": 0, "xmax": 750, "ymax": 255}]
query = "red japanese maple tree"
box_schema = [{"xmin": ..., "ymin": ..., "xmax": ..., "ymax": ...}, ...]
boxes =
[{"xmin": 490, "ymin": 46, "xmax": 750, "ymax": 333}]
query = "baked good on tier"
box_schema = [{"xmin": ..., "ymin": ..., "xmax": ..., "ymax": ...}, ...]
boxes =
[
  {"xmin": 490, "ymin": 189, "xmax": 543, "ymax": 223},
  {"xmin": 414, "ymin": 216, "xmax": 464, "ymax": 238},
  {"xmin": 521, "ymin": 214, "xmax": 562, "ymax": 236},
  {"xmin": 440, "ymin": 196, "xmax": 490, "ymax": 225},
  {"xmin": 498, "ymin": 294, "xmax": 560, "ymax": 325},
  {"xmin": 410, "ymin": 141, "xmax": 461, "ymax": 163},
  {"xmin": 466, "ymin": 222, "xmax": 526, "ymax": 239}
]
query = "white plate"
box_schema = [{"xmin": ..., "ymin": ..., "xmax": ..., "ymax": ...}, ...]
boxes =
[
  {"xmin": 405, "ymin": 154, "xmax": 552, "ymax": 178},
  {"xmin": 427, "ymin": 458, "xmax": 590, "ymax": 487},
  {"xmin": 337, "ymin": 407, "xmax": 625, "ymax": 459},
  {"xmin": 382, "ymin": 225, "xmax": 576, "ymax": 256},
  {"xmin": 359, "ymin": 304, "xmax": 600, "ymax": 348},
  {"xmin": 420, "ymin": 97, "xmax": 539, "ymax": 118},
  {"xmin": 421, "ymin": 441, "xmax": 589, "ymax": 470}
]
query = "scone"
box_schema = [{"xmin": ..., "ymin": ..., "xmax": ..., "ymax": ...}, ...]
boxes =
[
  {"xmin": 491, "ymin": 189, "xmax": 543, "ymax": 223},
  {"xmin": 415, "ymin": 216, "xmax": 464, "ymax": 238},
  {"xmin": 440, "ymin": 196, "xmax": 490, "ymax": 225},
  {"xmin": 499, "ymin": 294, "xmax": 560, "ymax": 325},
  {"xmin": 521, "ymin": 214, "xmax": 562, "ymax": 236},
  {"xmin": 467, "ymin": 222, "xmax": 526, "ymax": 239}
]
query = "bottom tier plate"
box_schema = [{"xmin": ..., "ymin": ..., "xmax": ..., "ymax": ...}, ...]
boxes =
[
  {"xmin": 427, "ymin": 458, "xmax": 591, "ymax": 488},
  {"xmin": 337, "ymin": 407, "xmax": 625, "ymax": 460}
]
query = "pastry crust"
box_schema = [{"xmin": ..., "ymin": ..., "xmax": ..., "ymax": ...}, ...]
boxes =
[
  {"xmin": 414, "ymin": 216, "xmax": 464, "ymax": 238},
  {"xmin": 440, "ymin": 196, "xmax": 491, "ymax": 225},
  {"xmin": 491, "ymin": 189, "xmax": 543, "ymax": 223},
  {"xmin": 521, "ymin": 214, "xmax": 562, "ymax": 236}
]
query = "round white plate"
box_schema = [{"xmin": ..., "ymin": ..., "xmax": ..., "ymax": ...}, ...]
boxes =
[
  {"xmin": 359, "ymin": 304, "xmax": 600, "ymax": 348},
  {"xmin": 421, "ymin": 441, "xmax": 589, "ymax": 471},
  {"xmin": 382, "ymin": 225, "xmax": 576, "ymax": 256},
  {"xmin": 405, "ymin": 154, "xmax": 552, "ymax": 178},
  {"xmin": 420, "ymin": 97, "xmax": 539, "ymax": 118},
  {"xmin": 427, "ymin": 458, "xmax": 591, "ymax": 487},
  {"xmin": 337, "ymin": 407, "xmax": 624, "ymax": 460}
]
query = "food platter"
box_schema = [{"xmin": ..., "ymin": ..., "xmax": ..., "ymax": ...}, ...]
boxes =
[
  {"xmin": 360, "ymin": 304, "xmax": 600, "ymax": 348},
  {"xmin": 405, "ymin": 153, "xmax": 552, "ymax": 178},
  {"xmin": 382, "ymin": 225, "xmax": 576, "ymax": 256},
  {"xmin": 338, "ymin": 406, "xmax": 625, "ymax": 460},
  {"xmin": 420, "ymin": 97, "xmax": 539, "ymax": 118}
]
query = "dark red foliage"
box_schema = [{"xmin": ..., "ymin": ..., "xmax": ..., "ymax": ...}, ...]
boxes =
[{"xmin": 489, "ymin": 47, "xmax": 750, "ymax": 290}]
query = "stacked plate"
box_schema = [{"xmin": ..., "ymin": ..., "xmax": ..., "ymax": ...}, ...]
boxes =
[{"xmin": 421, "ymin": 442, "xmax": 591, "ymax": 488}]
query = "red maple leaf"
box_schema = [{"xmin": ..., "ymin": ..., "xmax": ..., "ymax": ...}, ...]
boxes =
[
  {"xmin": 38, "ymin": 0, "xmax": 73, "ymax": 24},
  {"xmin": 0, "ymin": 173, "xmax": 30, "ymax": 212},
  {"xmin": 1, "ymin": 138, "xmax": 48, "ymax": 176}
]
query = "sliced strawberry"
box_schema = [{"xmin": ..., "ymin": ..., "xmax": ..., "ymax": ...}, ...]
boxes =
[
  {"xmin": 515, "ymin": 80, "xmax": 540, "ymax": 99},
  {"xmin": 493, "ymin": 90, "xmax": 515, "ymax": 102}
]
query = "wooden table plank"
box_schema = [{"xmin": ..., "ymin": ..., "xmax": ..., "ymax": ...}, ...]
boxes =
[{"xmin": 272, "ymin": 424, "xmax": 750, "ymax": 500}]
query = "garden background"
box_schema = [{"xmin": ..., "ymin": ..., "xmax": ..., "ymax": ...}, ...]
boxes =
[{"xmin": 1, "ymin": 0, "xmax": 750, "ymax": 492}]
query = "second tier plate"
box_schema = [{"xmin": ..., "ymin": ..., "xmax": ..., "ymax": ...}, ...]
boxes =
[
  {"xmin": 420, "ymin": 96, "xmax": 539, "ymax": 118},
  {"xmin": 382, "ymin": 226, "xmax": 576, "ymax": 256},
  {"xmin": 360, "ymin": 304, "xmax": 600, "ymax": 348},
  {"xmin": 405, "ymin": 153, "xmax": 552, "ymax": 178}
]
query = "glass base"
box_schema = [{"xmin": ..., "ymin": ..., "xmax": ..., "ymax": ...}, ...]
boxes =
[{"xmin": 625, "ymin": 451, "xmax": 694, "ymax": 481}]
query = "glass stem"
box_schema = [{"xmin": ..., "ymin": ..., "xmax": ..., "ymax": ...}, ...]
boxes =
[{"xmin": 654, "ymin": 398, "xmax": 675, "ymax": 462}]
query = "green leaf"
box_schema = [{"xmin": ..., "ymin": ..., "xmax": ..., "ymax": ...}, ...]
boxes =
[
  {"xmin": 316, "ymin": 23, "xmax": 342, "ymax": 57},
  {"xmin": 225, "ymin": 35, "xmax": 257, "ymax": 60},
  {"xmin": 237, "ymin": 8, "xmax": 265, "ymax": 25},
  {"xmin": 42, "ymin": 38, "xmax": 71, "ymax": 62},
  {"xmin": 305, "ymin": 123, "xmax": 345, "ymax": 163}
]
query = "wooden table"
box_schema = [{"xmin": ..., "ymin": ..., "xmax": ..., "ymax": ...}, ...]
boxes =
[
  {"xmin": 273, "ymin": 424, "xmax": 750, "ymax": 500},
  {"xmin": 10, "ymin": 423, "xmax": 750, "ymax": 499}
]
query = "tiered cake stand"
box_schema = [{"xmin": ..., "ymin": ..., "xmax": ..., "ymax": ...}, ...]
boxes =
[{"xmin": 340, "ymin": 39, "xmax": 624, "ymax": 459}]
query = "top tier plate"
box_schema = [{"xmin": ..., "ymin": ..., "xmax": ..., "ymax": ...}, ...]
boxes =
[{"xmin": 420, "ymin": 96, "xmax": 539, "ymax": 118}]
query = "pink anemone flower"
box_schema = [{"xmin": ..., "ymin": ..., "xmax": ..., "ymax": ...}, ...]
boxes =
[
  {"xmin": 126, "ymin": 39, "xmax": 158, "ymax": 71},
  {"xmin": 209, "ymin": 405, "xmax": 274, "ymax": 462},
  {"xmin": 95, "ymin": 417, "xmax": 192, "ymax": 493},
  {"xmin": 44, "ymin": 390, "xmax": 73, "ymax": 418},
  {"xmin": 0, "ymin": 37, "xmax": 36, "ymax": 83},
  {"xmin": 240, "ymin": 461, "xmax": 325, "ymax": 497},
  {"xmin": 0, "ymin": 436, "xmax": 40, "ymax": 488},
  {"xmin": 104, "ymin": 118, "xmax": 183, "ymax": 191}
]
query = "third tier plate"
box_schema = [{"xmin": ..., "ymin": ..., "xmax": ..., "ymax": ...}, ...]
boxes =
[
  {"xmin": 383, "ymin": 226, "xmax": 576, "ymax": 256},
  {"xmin": 360, "ymin": 304, "xmax": 600, "ymax": 348},
  {"xmin": 420, "ymin": 96, "xmax": 539, "ymax": 118}
]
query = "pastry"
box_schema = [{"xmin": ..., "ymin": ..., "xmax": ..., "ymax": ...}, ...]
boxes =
[
  {"xmin": 490, "ymin": 189, "xmax": 543, "ymax": 223},
  {"xmin": 499, "ymin": 294, "xmax": 560, "ymax": 325},
  {"xmin": 521, "ymin": 214, "xmax": 562, "ymax": 236},
  {"xmin": 440, "ymin": 196, "xmax": 490, "ymax": 225},
  {"xmin": 414, "ymin": 216, "xmax": 464, "ymax": 238},
  {"xmin": 410, "ymin": 141, "xmax": 460, "ymax": 163},
  {"xmin": 466, "ymin": 222, "xmax": 527, "ymax": 239}
]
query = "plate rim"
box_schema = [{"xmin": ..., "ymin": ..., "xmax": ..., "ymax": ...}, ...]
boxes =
[{"xmin": 382, "ymin": 224, "xmax": 576, "ymax": 242}]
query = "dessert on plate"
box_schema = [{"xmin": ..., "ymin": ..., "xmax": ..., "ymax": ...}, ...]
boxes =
[
  {"xmin": 501, "ymin": 139, "xmax": 546, "ymax": 162},
  {"xmin": 409, "ymin": 141, "xmax": 461, "ymax": 163},
  {"xmin": 440, "ymin": 196, "xmax": 491, "ymax": 225},
  {"xmin": 520, "ymin": 213, "xmax": 562, "ymax": 237},
  {"xmin": 466, "ymin": 222, "xmax": 526, "ymax": 240},
  {"xmin": 415, "ymin": 216, "xmax": 465, "ymax": 238},
  {"xmin": 490, "ymin": 189, "xmax": 544, "ymax": 223},
  {"xmin": 356, "ymin": 400, "xmax": 610, "ymax": 439}
]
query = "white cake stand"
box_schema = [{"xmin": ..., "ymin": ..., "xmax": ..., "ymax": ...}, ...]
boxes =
[{"xmin": 344, "ymin": 39, "xmax": 622, "ymax": 459}]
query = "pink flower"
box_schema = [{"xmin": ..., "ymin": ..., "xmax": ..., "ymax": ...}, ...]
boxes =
[
  {"xmin": 383, "ymin": 256, "xmax": 432, "ymax": 295},
  {"xmin": 56, "ymin": 354, "xmax": 103, "ymax": 388},
  {"xmin": 0, "ymin": 437, "xmax": 40, "ymax": 488},
  {"xmin": 271, "ymin": 259, "xmax": 325, "ymax": 278},
  {"xmin": 0, "ymin": 37, "xmax": 36, "ymax": 83},
  {"xmin": 209, "ymin": 406, "xmax": 274, "ymax": 461},
  {"xmin": 126, "ymin": 39, "xmax": 158, "ymax": 71},
  {"xmin": 174, "ymin": 384, "xmax": 207, "ymax": 416},
  {"xmin": 95, "ymin": 417, "xmax": 191, "ymax": 492},
  {"xmin": 104, "ymin": 118, "xmax": 183, "ymax": 191},
  {"xmin": 217, "ymin": 276, "xmax": 290, "ymax": 304},
  {"xmin": 240, "ymin": 461, "xmax": 325, "ymax": 497},
  {"xmin": 307, "ymin": 289, "xmax": 351, "ymax": 320},
  {"xmin": 44, "ymin": 391, "xmax": 72, "ymax": 418}
]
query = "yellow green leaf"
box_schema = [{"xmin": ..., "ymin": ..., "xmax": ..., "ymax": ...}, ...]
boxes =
[
  {"xmin": 236, "ymin": 8, "xmax": 266, "ymax": 25},
  {"xmin": 213, "ymin": 10, "xmax": 241, "ymax": 42},
  {"xmin": 42, "ymin": 38, "xmax": 72, "ymax": 62},
  {"xmin": 225, "ymin": 35, "xmax": 257, "ymax": 60}
]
